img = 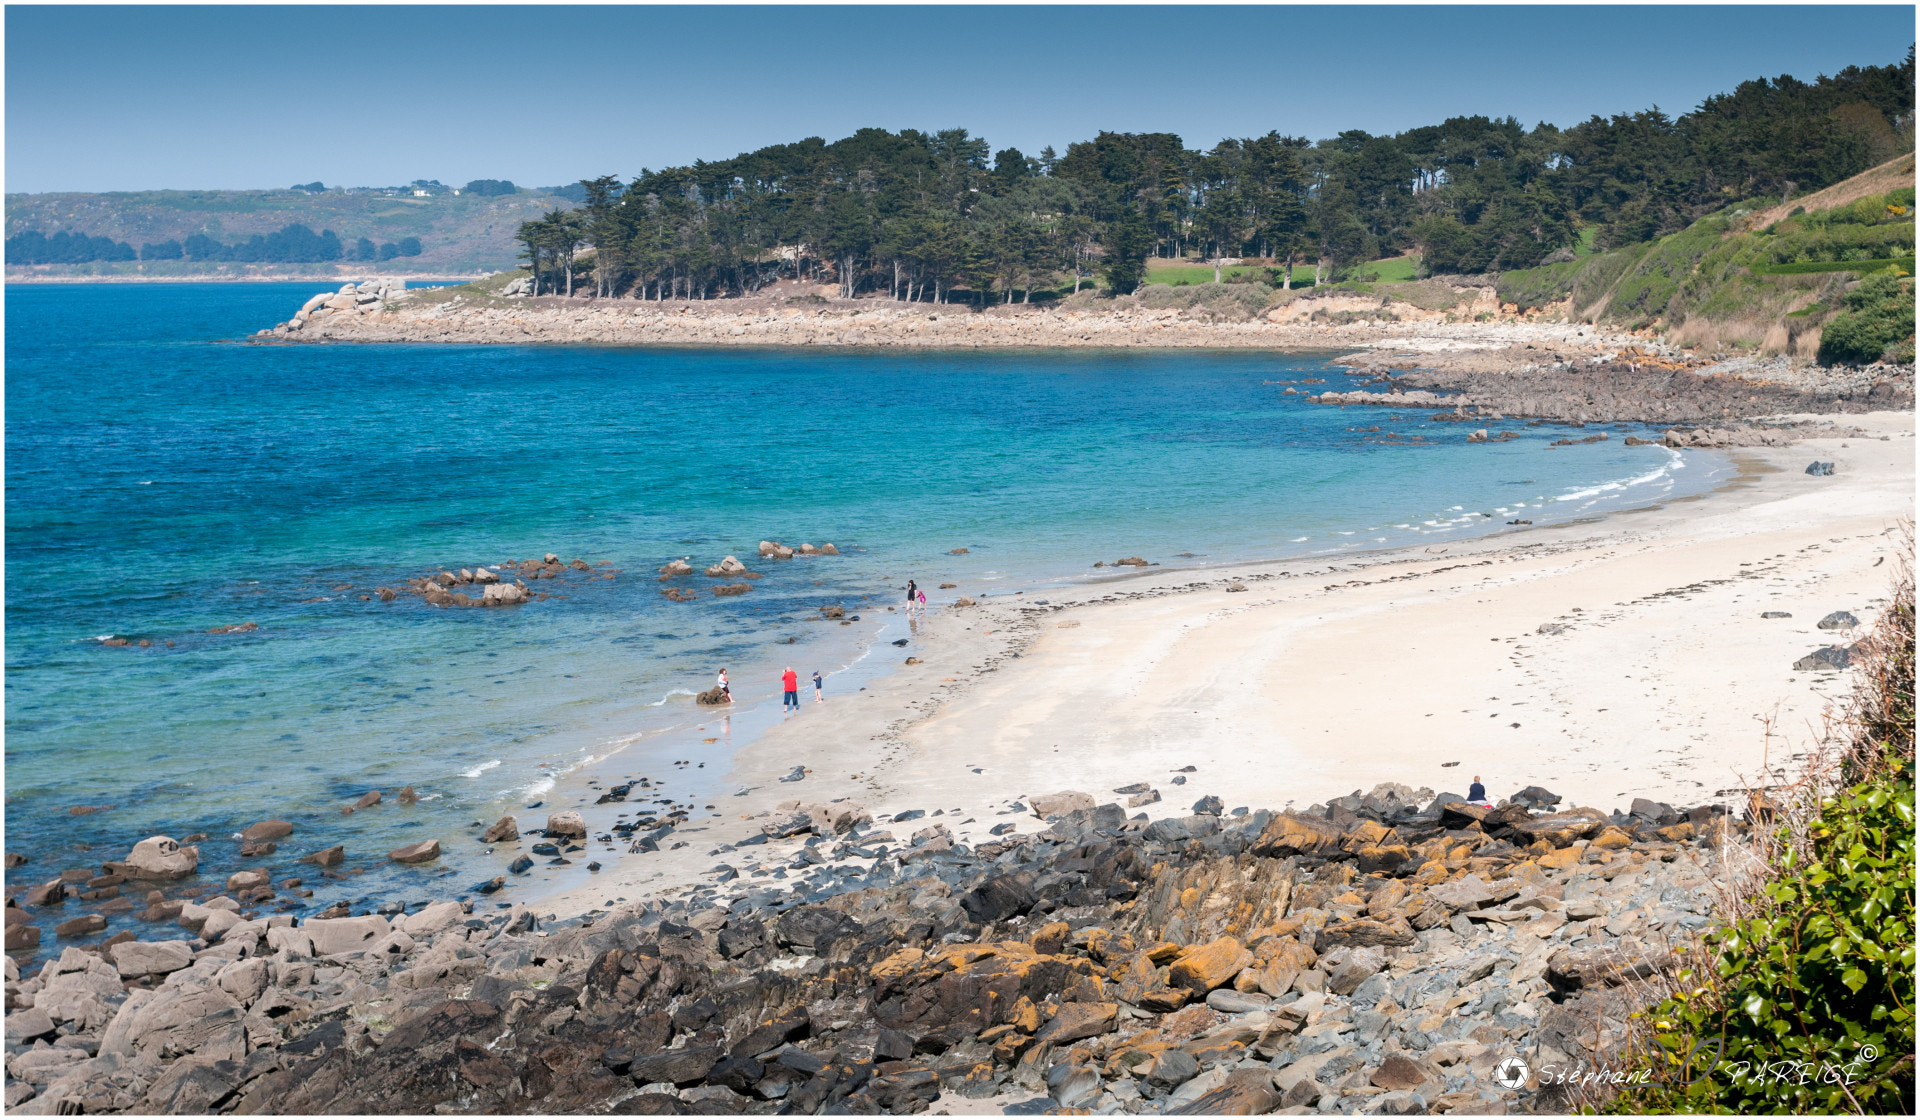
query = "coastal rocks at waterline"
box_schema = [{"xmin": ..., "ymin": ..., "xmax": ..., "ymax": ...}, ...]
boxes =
[
  {"xmin": 757, "ymin": 540, "xmax": 839, "ymax": 559},
  {"xmin": 266, "ymin": 279, "xmax": 410, "ymax": 335},
  {"xmin": 376, "ymin": 554, "xmax": 614, "ymax": 609},
  {"xmin": 0, "ymin": 779, "xmax": 1750, "ymax": 1115},
  {"xmin": 118, "ymin": 838, "xmax": 198, "ymax": 881}
]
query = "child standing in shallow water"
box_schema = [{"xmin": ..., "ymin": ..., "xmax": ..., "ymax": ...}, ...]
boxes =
[{"xmin": 812, "ymin": 670, "xmax": 824, "ymax": 703}]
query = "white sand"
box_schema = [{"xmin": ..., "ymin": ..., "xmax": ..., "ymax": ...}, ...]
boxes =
[{"xmin": 541, "ymin": 412, "xmax": 1913, "ymax": 918}]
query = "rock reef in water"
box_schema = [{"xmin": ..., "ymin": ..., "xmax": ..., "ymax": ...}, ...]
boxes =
[{"xmin": 3, "ymin": 781, "xmax": 1751, "ymax": 1115}]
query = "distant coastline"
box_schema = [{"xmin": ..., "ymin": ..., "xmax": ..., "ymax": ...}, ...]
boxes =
[{"xmin": 5, "ymin": 270, "xmax": 490, "ymax": 284}]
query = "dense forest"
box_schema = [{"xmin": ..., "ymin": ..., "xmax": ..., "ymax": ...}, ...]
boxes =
[
  {"xmin": 516, "ymin": 51, "xmax": 1914, "ymax": 300},
  {"xmin": 5, "ymin": 223, "xmax": 423, "ymax": 265}
]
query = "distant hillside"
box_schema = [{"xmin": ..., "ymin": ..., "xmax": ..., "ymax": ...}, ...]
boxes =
[
  {"xmin": 1496, "ymin": 155, "xmax": 1915, "ymax": 361},
  {"xmin": 3, "ymin": 185, "xmax": 576, "ymax": 279}
]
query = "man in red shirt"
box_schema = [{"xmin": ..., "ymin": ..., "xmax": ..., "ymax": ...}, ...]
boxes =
[{"xmin": 781, "ymin": 667, "xmax": 800, "ymax": 712}]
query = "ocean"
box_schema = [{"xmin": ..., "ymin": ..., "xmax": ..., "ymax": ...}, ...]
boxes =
[{"xmin": 3, "ymin": 281, "xmax": 1731, "ymax": 959}]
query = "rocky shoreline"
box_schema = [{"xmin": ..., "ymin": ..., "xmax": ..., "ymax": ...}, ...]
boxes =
[
  {"xmin": 259, "ymin": 285, "xmax": 1914, "ymax": 438},
  {"xmin": 4, "ymin": 781, "xmax": 1743, "ymax": 1115}
]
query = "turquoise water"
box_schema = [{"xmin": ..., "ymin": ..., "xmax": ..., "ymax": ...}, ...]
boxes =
[{"xmin": 4, "ymin": 282, "xmax": 1729, "ymax": 951}]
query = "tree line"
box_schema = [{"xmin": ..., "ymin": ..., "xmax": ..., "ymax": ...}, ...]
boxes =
[
  {"xmin": 515, "ymin": 51, "xmax": 1912, "ymax": 301},
  {"xmin": 6, "ymin": 223, "xmax": 425, "ymax": 265}
]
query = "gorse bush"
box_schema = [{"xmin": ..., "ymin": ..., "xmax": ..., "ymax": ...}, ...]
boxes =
[
  {"xmin": 1818, "ymin": 267, "xmax": 1916, "ymax": 365},
  {"xmin": 1602, "ymin": 562, "xmax": 1916, "ymax": 1114}
]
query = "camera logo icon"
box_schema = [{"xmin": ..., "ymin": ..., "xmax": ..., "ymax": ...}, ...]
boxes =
[{"xmin": 1492, "ymin": 1055, "xmax": 1531, "ymax": 1089}]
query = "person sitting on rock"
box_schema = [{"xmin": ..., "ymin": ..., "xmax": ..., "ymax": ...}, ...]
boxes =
[{"xmin": 1468, "ymin": 775, "xmax": 1489, "ymax": 806}]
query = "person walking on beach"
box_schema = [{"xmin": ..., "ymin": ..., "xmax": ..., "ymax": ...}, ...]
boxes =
[
  {"xmin": 717, "ymin": 668, "xmax": 732, "ymax": 704},
  {"xmin": 781, "ymin": 667, "xmax": 800, "ymax": 712},
  {"xmin": 905, "ymin": 579, "xmax": 918, "ymax": 616},
  {"xmin": 916, "ymin": 588, "xmax": 928, "ymax": 612},
  {"xmin": 812, "ymin": 670, "xmax": 824, "ymax": 703},
  {"xmin": 1468, "ymin": 776, "xmax": 1489, "ymax": 806}
]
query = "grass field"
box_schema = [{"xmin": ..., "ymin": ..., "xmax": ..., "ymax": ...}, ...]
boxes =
[
  {"xmin": 1144, "ymin": 261, "xmax": 1296, "ymax": 286},
  {"xmin": 1348, "ymin": 254, "xmax": 1419, "ymax": 282}
]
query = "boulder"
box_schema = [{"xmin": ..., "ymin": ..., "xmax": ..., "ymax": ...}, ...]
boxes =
[
  {"xmin": 1029, "ymin": 791, "xmax": 1095, "ymax": 818},
  {"xmin": 1370, "ymin": 1054, "xmax": 1433, "ymax": 1091},
  {"xmin": 1034, "ymin": 1001, "xmax": 1117, "ymax": 1044},
  {"xmin": 1805, "ymin": 460, "xmax": 1835, "ymax": 476},
  {"xmin": 546, "ymin": 811, "xmax": 587, "ymax": 838},
  {"xmin": 659, "ymin": 559, "xmax": 694, "ymax": 577},
  {"xmin": 400, "ymin": 900, "xmax": 466, "ymax": 936},
  {"xmin": 705, "ymin": 556, "xmax": 748, "ymax": 577},
  {"xmin": 758, "ymin": 541, "xmax": 795, "ymax": 560},
  {"xmin": 301, "ymin": 845, "xmax": 344, "ymax": 867},
  {"xmin": 1507, "ymin": 786, "xmax": 1562, "ymax": 810},
  {"xmin": 1168, "ymin": 937, "xmax": 1253, "ymax": 993},
  {"xmin": 481, "ymin": 583, "xmax": 529, "ymax": 605},
  {"xmin": 1818, "ymin": 611, "xmax": 1859, "ymax": 630},
  {"xmin": 303, "ymin": 915, "xmax": 390, "ymax": 956},
  {"xmin": 54, "ymin": 913, "xmax": 107, "ymax": 938},
  {"xmin": 806, "ymin": 802, "xmax": 871, "ymax": 836},
  {"xmin": 110, "ymin": 939, "xmax": 196, "ymax": 979},
  {"xmin": 241, "ymin": 820, "xmax": 294, "ymax": 843},
  {"xmin": 482, "ymin": 816, "xmax": 519, "ymax": 843},
  {"xmin": 124, "ymin": 836, "xmax": 198, "ymax": 879},
  {"xmin": 1251, "ymin": 812, "xmax": 1344, "ymax": 858},
  {"xmin": 225, "ymin": 869, "xmax": 269, "ymax": 892},
  {"xmin": 1795, "ymin": 646, "xmax": 1851, "ymax": 670},
  {"xmin": 389, "ymin": 839, "xmax": 441, "ymax": 864},
  {"xmin": 1315, "ymin": 917, "xmax": 1416, "ymax": 951}
]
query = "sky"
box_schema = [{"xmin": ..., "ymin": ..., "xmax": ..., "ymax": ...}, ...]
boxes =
[{"xmin": 4, "ymin": 3, "xmax": 1913, "ymax": 193}]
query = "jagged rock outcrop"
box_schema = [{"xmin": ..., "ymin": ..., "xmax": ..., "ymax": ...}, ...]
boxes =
[{"xmin": 2, "ymin": 778, "xmax": 1750, "ymax": 1115}]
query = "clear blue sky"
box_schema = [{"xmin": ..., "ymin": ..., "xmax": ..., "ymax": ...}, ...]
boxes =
[{"xmin": 5, "ymin": 4, "xmax": 1912, "ymax": 193}]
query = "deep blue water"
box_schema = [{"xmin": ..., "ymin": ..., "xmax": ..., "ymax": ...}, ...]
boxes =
[{"xmin": 3, "ymin": 282, "xmax": 1728, "ymax": 956}]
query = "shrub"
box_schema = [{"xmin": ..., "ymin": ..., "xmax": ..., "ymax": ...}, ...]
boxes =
[
  {"xmin": 1818, "ymin": 268, "xmax": 1915, "ymax": 365},
  {"xmin": 1601, "ymin": 562, "xmax": 1915, "ymax": 1114}
]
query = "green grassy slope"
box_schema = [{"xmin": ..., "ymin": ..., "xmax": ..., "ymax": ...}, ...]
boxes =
[
  {"xmin": 1496, "ymin": 158, "xmax": 1915, "ymax": 360},
  {"xmin": 4, "ymin": 188, "xmax": 575, "ymax": 275}
]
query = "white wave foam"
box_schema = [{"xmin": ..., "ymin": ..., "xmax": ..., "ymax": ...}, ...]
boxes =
[
  {"xmin": 461, "ymin": 759, "xmax": 502, "ymax": 778},
  {"xmin": 649, "ymin": 688, "xmax": 698, "ymax": 707},
  {"xmin": 1554, "ymin": 448, "xmax": 1684, "ymax": 503}
]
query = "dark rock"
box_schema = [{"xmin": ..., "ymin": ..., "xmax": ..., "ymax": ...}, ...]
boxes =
[
  {"xmin": 1191, "ymin": 794, "xmax": 1224, "ymax": 816},
  {"xmin": 1805, "ymin": 460, "xmax": 1835, "ymax": 476},
  {"xmin": 1818, "ymin": 611, "xmax": 1859, "ymax": 629},
  {"xmin": 1508, "ymin": 785, "xmax": 1562, "ymax": 810},
  {"xmin": 958, "ymin": 872, "xmax": 1036, "ymax": 923},
  {"xmin": 773, "ymin": 906, "xmax": 861, "ymax": 954},
  {"xmin": 1760, "ymin": 611, "xmax": 1792, "ymax": 619},
  {"xmin": 1795, "ymin": 646, "xmax": 1852, "ymax": 670}
]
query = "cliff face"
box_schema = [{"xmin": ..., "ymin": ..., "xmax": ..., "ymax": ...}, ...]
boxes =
[{"xmin": 5, "ymin": 785, "xmax": 1743, "ymax": 1115}]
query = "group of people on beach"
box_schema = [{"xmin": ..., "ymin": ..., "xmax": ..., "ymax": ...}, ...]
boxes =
[
  {"xmin": 711, "ymin": 579, "xmax": 927, "ymax": 714},
  {"xmin": 712, "ymin": 666, "xmax": 823, "ymax": 711}
]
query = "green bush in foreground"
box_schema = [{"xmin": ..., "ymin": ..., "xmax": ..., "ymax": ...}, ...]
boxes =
[
  {"xmin": 1818, "ymin": 267, "xmax": 1917, "ymax": 365},
  {"xmin": 1604, "ymin": 580, "xmax": 1915, "ymax": 1114}
]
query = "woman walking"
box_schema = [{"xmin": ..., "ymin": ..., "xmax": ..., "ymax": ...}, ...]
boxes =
[{"xmin": 905, "ymin": 579, "xmax": 918, "ymax": 616}]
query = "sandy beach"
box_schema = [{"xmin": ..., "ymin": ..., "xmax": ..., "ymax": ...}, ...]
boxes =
[{"xmin": 536, "ymin": 409, "xmax": 1913, "ymax": 918}]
